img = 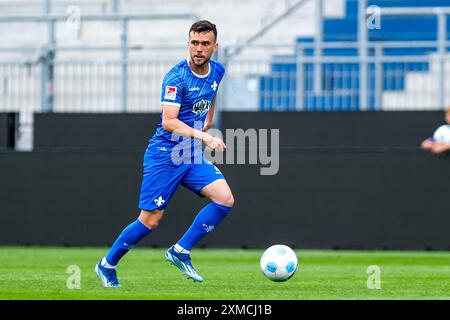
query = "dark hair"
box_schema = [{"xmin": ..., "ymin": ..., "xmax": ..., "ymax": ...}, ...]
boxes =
[{"xmin": 189, "ymin": 20, "xmax": 217, "ymax": 41}]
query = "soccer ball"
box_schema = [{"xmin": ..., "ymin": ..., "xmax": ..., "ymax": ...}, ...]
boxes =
[{"xmin": 260, "ymin": 244, "xmax": 298, "ymax": 282}]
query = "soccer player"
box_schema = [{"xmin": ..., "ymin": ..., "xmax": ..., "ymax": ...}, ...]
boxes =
[{"xmin": 95, "ymin": 20, "xmax": 234, "ymax": 287}]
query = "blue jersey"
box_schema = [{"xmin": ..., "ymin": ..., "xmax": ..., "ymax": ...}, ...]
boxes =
[{"xmin": 148, "ymin": 58, "xmax": 225, "ymax": 154}]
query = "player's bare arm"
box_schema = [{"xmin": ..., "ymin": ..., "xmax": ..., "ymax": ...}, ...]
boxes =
[
  {"xmin": 421, "ymin": 138, "xmax": 433, "ymax": 150},
  {"xmin": 162, "ymin": 104, "xmax": 226, "ymax": 152},
  {"xmin": 431, "ymin": 141, "xmax": 450, "ymax": 154}
]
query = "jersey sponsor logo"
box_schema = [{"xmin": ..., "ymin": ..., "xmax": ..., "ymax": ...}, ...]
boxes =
[
  {"xmin": 192, "ymin": 99, "xmax": 212, "ymax": 115},
  {"xmin": 164, "ymin": 86, "xmax": 177, "ymax": 100}
]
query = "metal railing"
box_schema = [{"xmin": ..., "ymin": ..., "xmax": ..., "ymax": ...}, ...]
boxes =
[
  {"xmin": 294, "ymin": 42, "xmax": 450, "ymax": 111},
  {"xmin": 0, "ymin": 11, "xmax": 198, "ymax": 150},
  {"xmin": 375, "ymin": 6, "xmax": 450, "ymax": 110},
  {"xmin": 1, "ymin": 3, "xmax": 450, "ymax": 150},
  {"xmin": 0, "ymin": 12, "xmax": 199, "ymax": 113},
  {"xmin": 1, "ymin": 41, "xmax": 450, "ymax": 113},
  {"xmin": 1, "ymin": 10, "xmax": 450, "ymax": 113},
  {"xmin": 220, "ymin": 39, "xmax": 450, "ymax": 112}
]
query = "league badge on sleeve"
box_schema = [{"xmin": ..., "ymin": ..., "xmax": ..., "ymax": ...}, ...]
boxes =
[{"xmin": 165, "ymin": 86, "xmax": 177, "ymax": 100}]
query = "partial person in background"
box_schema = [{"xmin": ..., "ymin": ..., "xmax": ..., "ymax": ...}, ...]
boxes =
[{"xmin": 421, "ymin": 107, "xmax": 450, "ymax": 154}]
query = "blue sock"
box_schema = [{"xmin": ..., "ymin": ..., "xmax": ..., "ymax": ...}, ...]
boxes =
[
  {"xmin": 105, "ymin": 219, "xmax": 151, "ymax": 266},
  {"xmin": 177, "ymin": 202, "xmax": 232, "ymax": 251}
]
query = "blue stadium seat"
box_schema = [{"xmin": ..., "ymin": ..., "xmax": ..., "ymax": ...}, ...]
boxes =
[{"xmin": 258, "ymin": 0, "xmax": 450, "ymax": 110}]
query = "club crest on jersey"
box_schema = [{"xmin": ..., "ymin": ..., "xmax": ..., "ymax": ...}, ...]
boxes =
[
  {"xmin": 164, "ymin": 86, "xmax": 177, "ymax": 100},
  {"xmin": 211, "ymin": 80, "xmax": 218, "ymax": 91},
  {"xmin": 192, "ymin": 99, "xmax": 211, "ymax": 115}
]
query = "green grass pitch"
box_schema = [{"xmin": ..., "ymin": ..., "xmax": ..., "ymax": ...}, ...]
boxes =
[{"xmin": 0, "ymin": 247, "xmax": 449, "ymax": 300}]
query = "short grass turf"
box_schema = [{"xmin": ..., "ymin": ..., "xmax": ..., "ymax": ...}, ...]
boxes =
[{"xmin": 0, "ymin": 247, "xmax": 449, "ymax": 300}]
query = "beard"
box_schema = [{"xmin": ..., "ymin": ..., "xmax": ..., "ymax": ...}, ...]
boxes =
[{"xmin": 191, "ymin": 54, "xmax": 209, "ymax": 67}]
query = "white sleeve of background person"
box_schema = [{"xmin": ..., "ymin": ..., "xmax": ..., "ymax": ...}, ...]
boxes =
[{"xmin": 433, "ymin": 125, "xmax": 450, "ymax": 144}]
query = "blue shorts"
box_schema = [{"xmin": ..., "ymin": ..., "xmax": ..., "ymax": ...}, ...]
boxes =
[{"xmin": 138, "ymin": 147, "xmax": 225, "ymax": 211}]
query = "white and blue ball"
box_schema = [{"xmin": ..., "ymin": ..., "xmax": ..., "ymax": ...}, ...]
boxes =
[{"xmin": 260, "ymin": 244, "xmax": 298, "ymax": 282}]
